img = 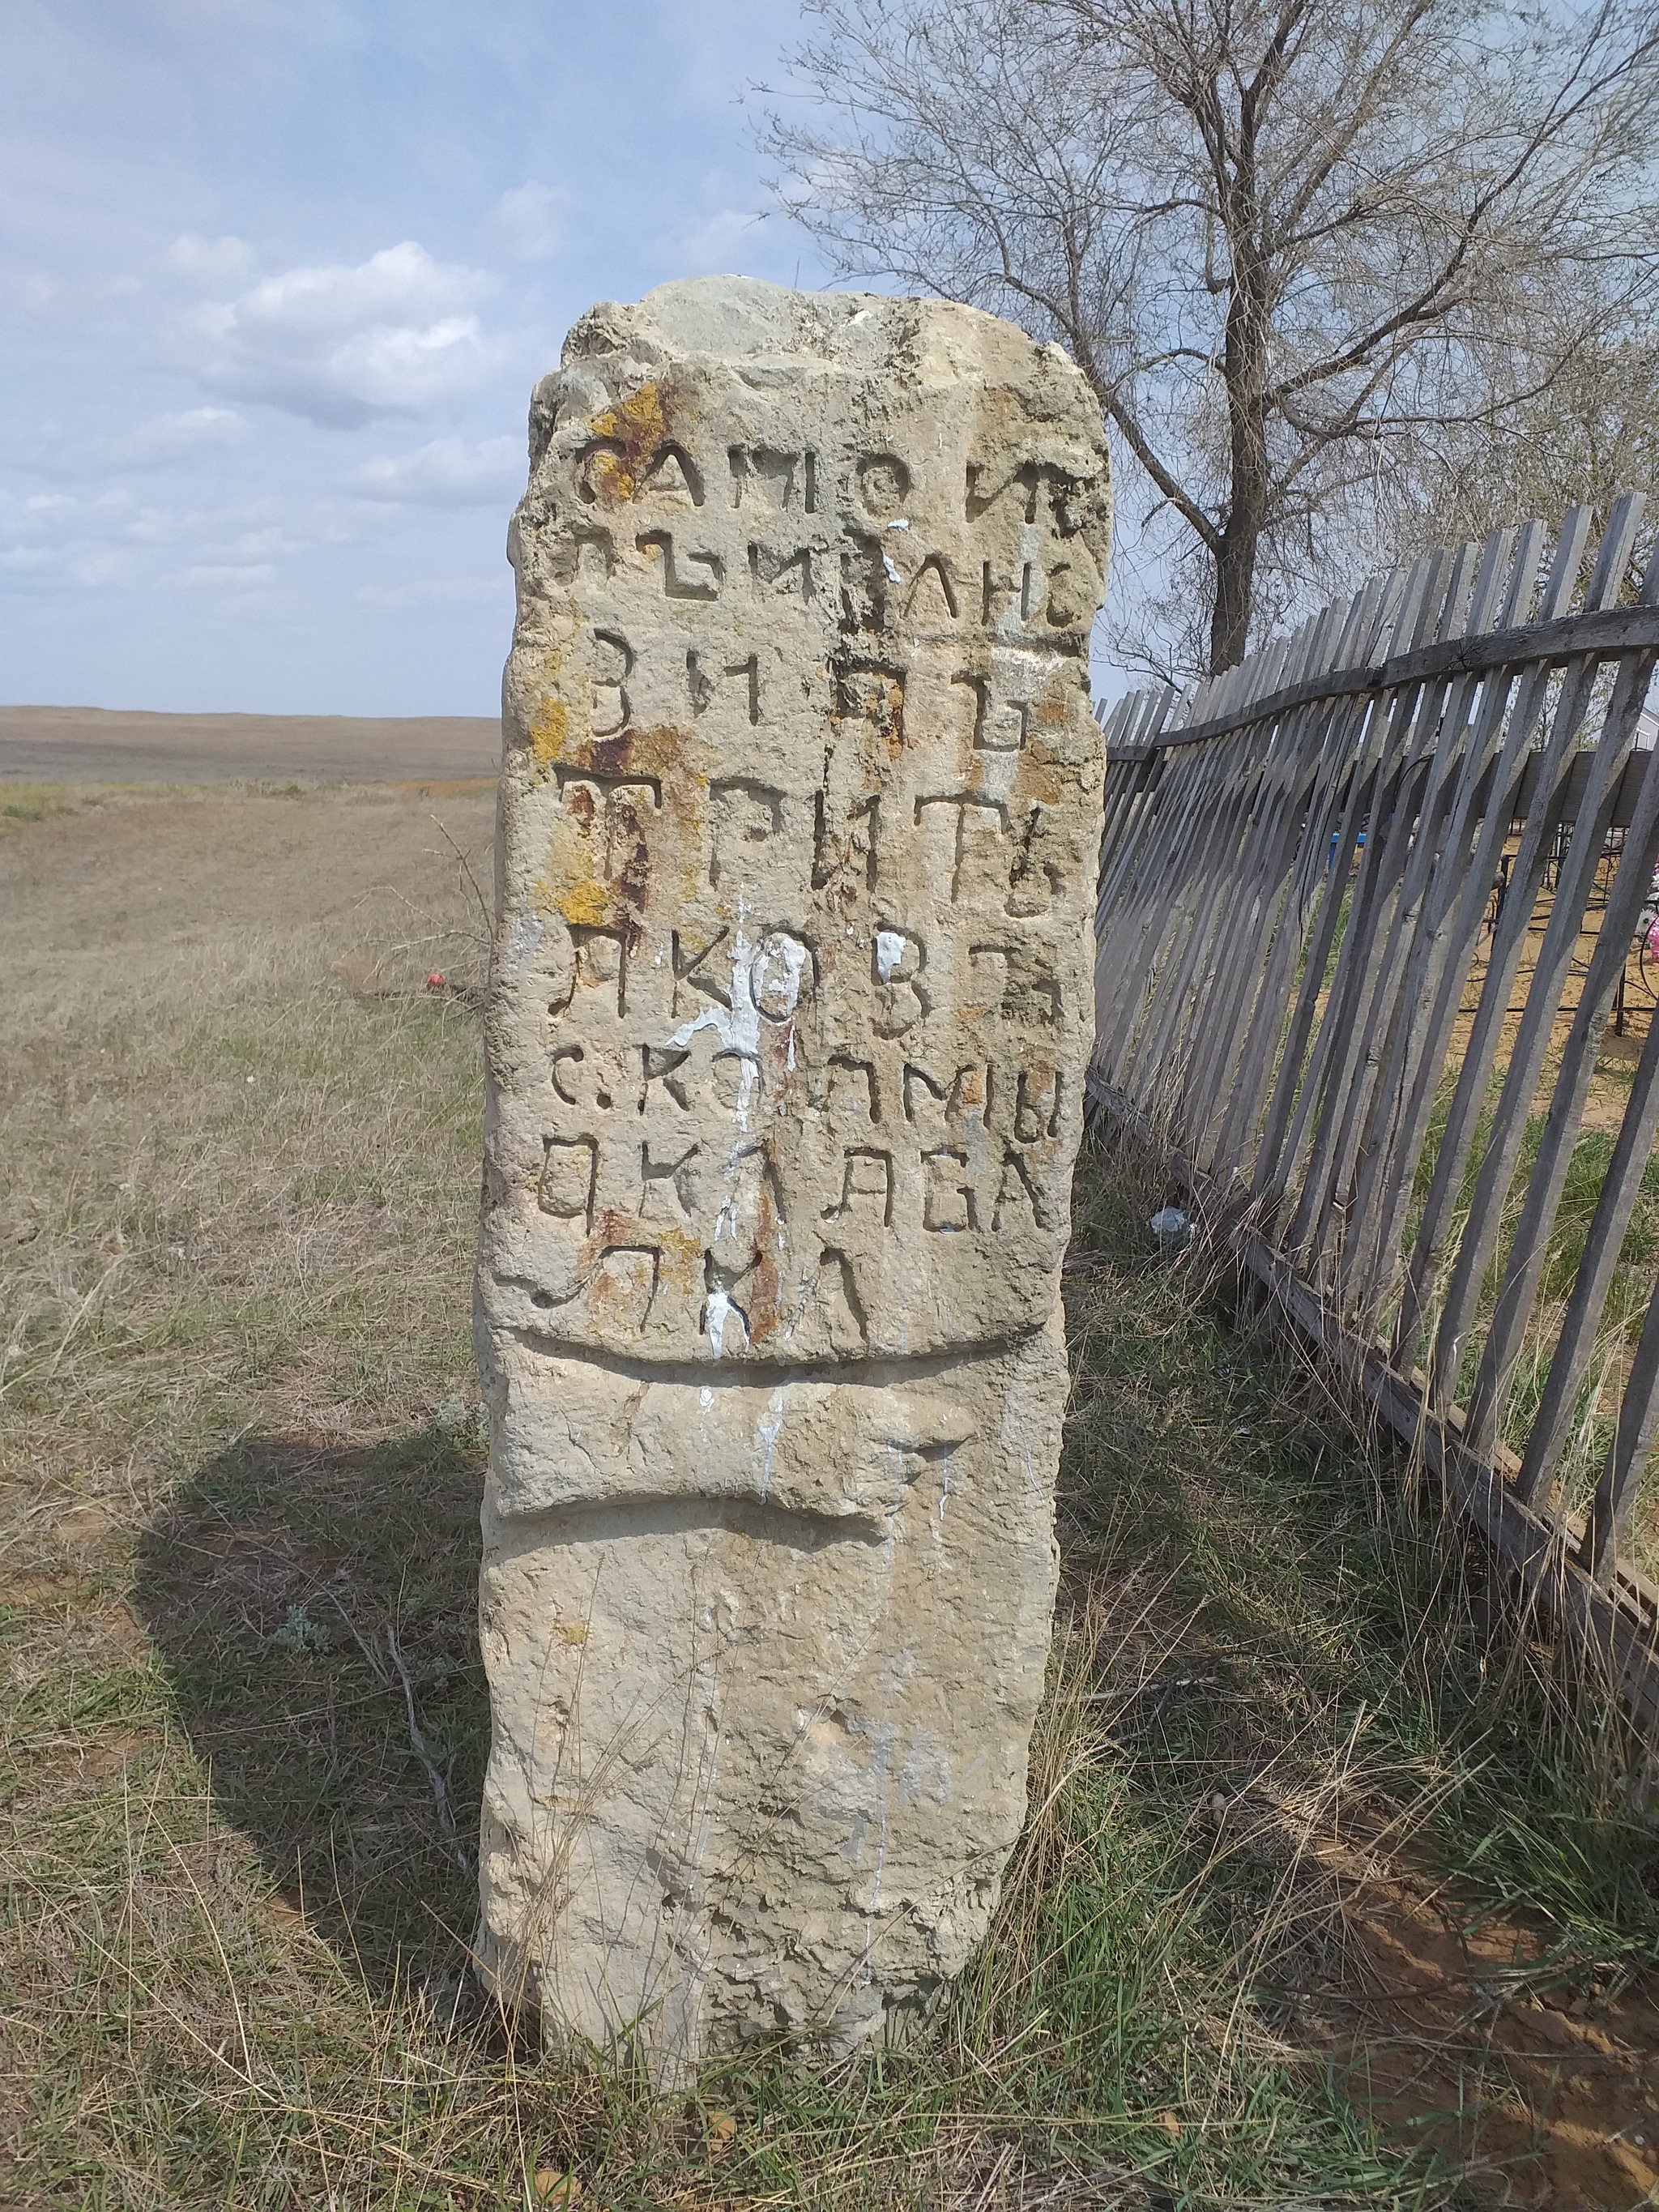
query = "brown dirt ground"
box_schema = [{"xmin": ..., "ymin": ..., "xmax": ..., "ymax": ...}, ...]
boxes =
[
  {"xmin": 0, "ymin": 702, "xmax": 501, "ymax": 784},
  {"xmin": 1093, "ymin": 1561, "xmax": 1659, "ymax": 2208},
  {"xmin": 1330, "ymin": 1844, "xmax": 1659, "ymax": 2206}
]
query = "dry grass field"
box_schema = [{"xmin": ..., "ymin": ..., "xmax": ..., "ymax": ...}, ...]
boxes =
[
  {"xmin": 5, "ymin": 775, "xmax": 1659, "ymax": 2209},
  {"xmin": 0, "ymin": 705, "xmax": 500, "ymax": 784}
]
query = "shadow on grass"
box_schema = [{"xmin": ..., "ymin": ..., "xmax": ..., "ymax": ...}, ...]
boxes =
[{"xmin": 132, "ymin": 1422, "xmax": 487, "ymax": 2001}]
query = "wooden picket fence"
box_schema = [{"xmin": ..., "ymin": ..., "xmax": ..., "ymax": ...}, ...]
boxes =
[{"xmin": 1089, "ymin": 493, "xmax": 1659, "ymax": 1725}]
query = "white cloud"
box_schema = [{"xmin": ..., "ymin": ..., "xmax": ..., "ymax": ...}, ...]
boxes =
[
  {"xmin": 1, "ymin": 484, "xmax": 151, "ymax": 592},
  {"xmin": 180, "ymin": 241, "xmax": 496, "ymax": 428},
  {"xmin": 17, "ymin": 274, "xmax": 60, "ymax": 314},
  {"xmin": 165, "ymin": 233, "xmax": 256, "ymax": 284},
  {"xmin": 6, "ymin": 407, "xmax": 248, "ymax": 482},
  {"xmin": 488, "ymin": 182, "xmax": 569, "ymax": 263},
  {"xmin": 123, "ymin": 406, "xmax": 247, "ymax": 468},
  {"xmin": 658, "ymin": 189, "xmax": 774, "ymax": 279},
  {"xmin": 183, "ymin": 561, "xmax": 277, "ymax": 587},
  {"xmin": 0, "ymin": 479, "xmax": 302, "ymax": 600},
  {"xmin": 352, "ymin": 433, "xmax": 522, "ymax": 506}
]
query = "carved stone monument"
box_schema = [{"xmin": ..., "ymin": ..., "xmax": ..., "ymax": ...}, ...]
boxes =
[{"xmin": 475, "ymin": 277, "xmax": 1109, "ymax": 2065}]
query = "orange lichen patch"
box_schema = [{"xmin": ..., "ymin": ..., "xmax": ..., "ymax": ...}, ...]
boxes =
[
  {"xmin": 953, "ymin": 1066, "xmax": 989, "ymax": 1114},
  {"xmin": 653, "ymin": 1226, "xmax": 704, "ymax": 1292},
  {"xmin": 744, "ymin": 1254, "xmax": 783, "ymax": 1351},
  {"xmin": 560, "ymin": 720, "xmax": 684, "ymax": 782},
  {"xmin": 573, "ymin": 1215, "xmax": 702, "ymax": 1323},
  {"xmin": 585, "ymin": 382, "xmax": 668, "ymax": 503},
  {"xmin": 830, "ymin": 671, "xmax": 906, "ymax": 785},
  {"xmin": 1011, "ymin": 745, "xmax": 1067, "ymax": 810}
]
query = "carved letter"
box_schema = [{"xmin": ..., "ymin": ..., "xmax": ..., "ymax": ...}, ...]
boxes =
[
  {"xmin": 639, "ymin": 443, "xmax": 704, "ymax": 506},
  {"xmin": 1013, "ymin": 1068, "xmax": 1063, "ymax": 1143},
  {"xmin": 539, "ymin": 1135, "xmax": 597, "ymax": 1228},
  {"xmin": 641, "ymin": 1043, "xmax": 693, "ymax": 1111},
  {"xmin": 591, "ymin": 628, "xmax": 633, "ymax": 736},
  {"xmin": 991, "ymin": 1148, "xmax": 1048, "ymax": 1232},
  {"xmin": 872, "ymin": 927, "xmax": 928, "ymax": 1039},
  {"xmin": 672, "ymin": 928, "xmax": 731, "ymax": 1016},
  {"xmin": 923, "ymin": 1149, "xmax": 976, "ymax": 1232},
  {"xmin": 823, "ymin": 1054, "xmax": 880, "ymax": 1124},
  {"xmin": 903, "ymin": 552, "xmax": 958, "ymax": 622},
  {"xmin": 749, "ymin": 931, "xmax": 812, "ymax": 1023},
  {"xmin": 822, "ymin": 1147, "xmax": 894, "ymax": 1228},
  {"xmin": 710, "ymin": 779, "xmax": 785, "ymax": 886},
  {"xmin": 749, "ymin": 543, "xmax": 814, "ymax": 598},
  {"xmin": 589, "ymin": 1245, "xmax": 660, "ymax": 1331},
  {"xmin": 967, "ymin": 943, "xmax": 1060, "ymax": 1029},
  {"xmin": 552, "ymin": 925, "xmax": 628, "ymax": 1018},
  {"xmin": 812, "ymin": 788, "xmax": 880, "ymax": 895},
  {"xmin": 729, "ymin": 446, "xmax": 815, "ymax": 512},
  {"xmin": 642, "ymin": 1139, "xmax": 702, "ymax": 1219},
  {"xmin": 558, "ymin": 767, "xmax": 662, "ymax": 883},
  {"xmin": 637, "ymin": 529, "xmax": 723, "ymax": 600},
  {"xmin": 915, "ymin": 795, "xmax": 1011, "ymax": 902}
]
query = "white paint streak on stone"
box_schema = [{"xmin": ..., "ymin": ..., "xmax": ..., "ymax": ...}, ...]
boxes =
[
  {"xmin": 705, "ymin": 1287, "xmax": 746, "ymax": 1358},
  {"xmin": 756, "ymin": 1389, "xmax": 785, "ymax": 1500}
]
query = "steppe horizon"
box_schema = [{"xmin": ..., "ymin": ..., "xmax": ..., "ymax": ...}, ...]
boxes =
[{"xmin": 0, "ymin": 701, "xmax": 501, "ymax": 783}]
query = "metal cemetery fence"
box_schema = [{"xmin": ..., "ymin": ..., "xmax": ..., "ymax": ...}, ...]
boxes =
[{"xmin": 1088, "ymin": 494, "xmax": 1659, "ymax": 1723}]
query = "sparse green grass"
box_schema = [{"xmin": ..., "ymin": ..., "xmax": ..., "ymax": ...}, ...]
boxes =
[
  {"xmin": 1068, "ymin": 1137, "xmax": 1659, "ymax": 1965},
  {"xmin": 1, "ymin": 784, "xmax": 81, "ymax": 827},
  {"xmin": 1398, "ymin": 1063, "xmax": 1659, "ymax": 1551},
  {"xmin": 3, "ymin": 785, "xmax": 1658, "ymax": 2207}
]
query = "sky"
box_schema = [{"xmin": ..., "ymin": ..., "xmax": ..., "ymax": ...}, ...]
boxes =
[{"xmin": 1, "ymin": 0, "xmax": 835, "ymax": 715}]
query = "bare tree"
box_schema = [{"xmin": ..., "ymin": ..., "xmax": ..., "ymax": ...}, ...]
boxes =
[
  {"xmin": 761, "ymin": 0, "xmax": 1659, "ymax": 677},
  {"xmin": 1377, "ymin": 292, "xmax": 1659, "ymax": 562}
]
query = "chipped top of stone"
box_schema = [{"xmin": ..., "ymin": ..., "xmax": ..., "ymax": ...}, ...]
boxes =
[{"xmin": 563, "ymin": 275, "xmax": 1070, "ymax": 371}]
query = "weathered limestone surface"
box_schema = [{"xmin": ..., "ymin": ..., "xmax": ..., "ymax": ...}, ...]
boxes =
[{"xmin": 475, "ymin": 277, "xmax": 1110, "ymax": 2065}]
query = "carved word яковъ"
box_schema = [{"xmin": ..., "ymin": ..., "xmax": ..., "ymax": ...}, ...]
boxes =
[{"xmin": 475, "ymin": 279, "xmax": 1110, "ymax": 2068}]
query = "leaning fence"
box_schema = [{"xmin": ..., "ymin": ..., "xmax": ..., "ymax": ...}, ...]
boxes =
[{"xmin": 1089, "ymin": 493, "xmax": 1659, "ymax": 1727}]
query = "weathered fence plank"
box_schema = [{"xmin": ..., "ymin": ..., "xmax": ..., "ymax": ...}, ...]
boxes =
[{"xmin": 1090, "ymin": 493, "xmax": 1659, "ymax": 1727}]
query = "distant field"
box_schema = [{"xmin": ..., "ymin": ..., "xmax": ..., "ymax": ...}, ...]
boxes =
[{"xmin": 0, "ymin": 702, "xmax": 501, "ymax": 784}]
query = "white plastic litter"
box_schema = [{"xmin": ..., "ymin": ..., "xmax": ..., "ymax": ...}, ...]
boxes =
[{"xmin": 1149, "ymin": 1206, "xmax": 1193, "ymax": 1253}]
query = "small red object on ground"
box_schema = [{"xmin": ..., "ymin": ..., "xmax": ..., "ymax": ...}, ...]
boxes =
[{"xmin": 426, "ymin": 971, "xmax": 446, "ymax": 992}]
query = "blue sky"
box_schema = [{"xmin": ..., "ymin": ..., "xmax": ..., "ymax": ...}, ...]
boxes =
[{"xmin": 2, "ymin": 0, "xmax": 831, "ymax": 714}]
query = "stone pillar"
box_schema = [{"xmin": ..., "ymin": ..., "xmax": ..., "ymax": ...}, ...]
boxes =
[{"xmin": 475, "ymin": 277, "xmax": 1109, "ymax": 2067}]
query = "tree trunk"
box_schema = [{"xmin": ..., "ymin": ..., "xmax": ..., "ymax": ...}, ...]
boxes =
[
  {"xmin": 1209, "ymin": 99, "xmax": 1272, "ymax": 678},
  {"xmin": 1209, "ymin": 263, "xmax": 1272, "ymax": 674},
  {"xmin": 1209, "ymin": 501, "xmax": 1262, "ymax": 675}
]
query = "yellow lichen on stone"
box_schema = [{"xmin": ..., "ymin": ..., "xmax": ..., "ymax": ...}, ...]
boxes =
[
  {"xmin": 586, "ymin": 382, "xmax": 668, "ymax": 502},
  {"xmin": 557, "ymin": 877, "xmax": 609, "ymax": 928},
  {"xmin": 530, "ymin": 698, "xmax": 569, "ymax": 772}
]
